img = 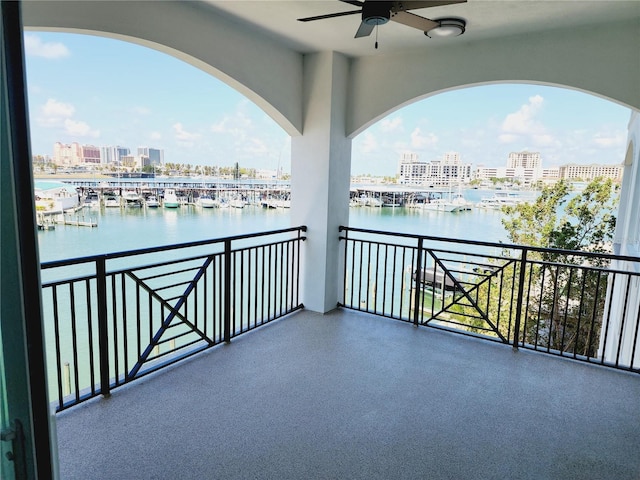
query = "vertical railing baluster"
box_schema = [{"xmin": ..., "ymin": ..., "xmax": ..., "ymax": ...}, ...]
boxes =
[
  {"xmin": 224, "ymin": 238, "xmax": 232, "ymax": 343},
  {"xmin": 413, "ymin": 238, "xmax": 424, "ymax": 327},
  {"xmin": 512, "ymin": 248, "xmax": 528, "ymax": 350},
  {"xmin": 96, "ymin": 256, "xmax": 110, "ymax": 397}
]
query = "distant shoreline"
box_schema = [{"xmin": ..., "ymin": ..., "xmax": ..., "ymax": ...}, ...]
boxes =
[{"xmin": 34, "ymin": 173, "xmax": 112, "ymax": 180}]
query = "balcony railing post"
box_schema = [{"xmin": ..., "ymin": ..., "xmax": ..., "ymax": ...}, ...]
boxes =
[
  {"xmin": 224, "ymin": 238, "xmax": 232, "ymax": 343},
  {"xmin": 413, "ymin": 237, "xmax": 424, "ymax": 327},
  {"xmin": 96, "ymin": 256, "xmax": 110, "ymax": 397},
  {"xmin": 512, "ymin": 247, "xmax": 528, "ymax": 350}
]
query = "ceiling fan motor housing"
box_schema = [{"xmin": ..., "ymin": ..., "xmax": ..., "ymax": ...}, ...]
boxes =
[{"xmin": 362, "ymin": 1, "xmax": 392, "ymax": 25}]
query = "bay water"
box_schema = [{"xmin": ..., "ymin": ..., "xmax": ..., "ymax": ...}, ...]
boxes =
[
  {"xmin": 37, "ymin": 188, "xmax": 523, "ymax": 262},
  {"xmin": 37, "ymin": 187, "xmax": 532, "ymax": 404}
]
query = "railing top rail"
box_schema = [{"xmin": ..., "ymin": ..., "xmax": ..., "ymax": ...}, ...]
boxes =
[
  {"xmin": 41, "ymin": 225, "xmax": 307, "ymax": 270},
  {"xmin": 339, "ymin": 225, "xmax": 640, "ymax": 264}
]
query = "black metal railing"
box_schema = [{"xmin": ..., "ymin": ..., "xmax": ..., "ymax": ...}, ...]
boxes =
[
  {"xmin": 41, "ymin": 226, "xmax": 306, "ymax": 411},
  {"xmin": 339, "ymin": 226, "xmax": 640, "ymax": 374}
]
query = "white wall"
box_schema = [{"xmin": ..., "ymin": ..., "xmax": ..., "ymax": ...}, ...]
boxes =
[
  {"xmin": 347, "ymin": 21, "xmax": 640, "ymax": 136},
  {"xmin": 290, "ymin": 52, "xmax": 352, "ymax": 312},
  {"xmin": 600, "ymin": 112, "xmax": 640, "ymax": 369}
]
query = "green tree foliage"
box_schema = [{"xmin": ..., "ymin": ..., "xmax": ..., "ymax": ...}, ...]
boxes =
[
  {"xmin": 439, "ymin": 178, "xmax": 619, "ymax": 355},
  {"xmin": 502, "ymin": 178, "xmax": 618, "ymax": 355},
  {"xmin": 501, "ymin": 178, "xmax": 618, "ymax": 255}
]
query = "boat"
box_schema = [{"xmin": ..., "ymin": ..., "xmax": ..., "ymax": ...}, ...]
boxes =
[
  {"xmin": 163, "ymin": 188, "xmax": 180, "ymax": 208},
  {"xmin": 413, "ymin": 268, "xmax": 460, "ymax": 293},
  {"xmin": 122, "ymin": 190, "xmax": 142, "ymax": 208},
  {"xmin": 196, "ymin": 195, "xmax": 216, "ymax": 208},
  {"xmin": 84, "ymin": 192, "xmax": 100, "ymax": 208},
  {"xmin": 145, "ymin": 195, "xmax": 159, "ymax": 208},
  {"xmin": 229, "ymin": 197, "xmax": 246, "ymax": 209},
  {"xmin": 104, "ymin": 195, "xmax": 120, "ymax": 208},
  {"xmin": 476, "ymin": 191, "xmax": 522, "ymax": 209},
  {"xmin": 421, "ymin": 198, "xmax": 464, "ymax": 212}
]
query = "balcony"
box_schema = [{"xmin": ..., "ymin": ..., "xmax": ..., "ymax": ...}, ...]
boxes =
[
  {"xmin": 43, "ymin": 227, "xmax": 640, "ymax": 479},
  {"xmin": 55, "ymin": 309, "xmax": 640, "ymax": 479}
]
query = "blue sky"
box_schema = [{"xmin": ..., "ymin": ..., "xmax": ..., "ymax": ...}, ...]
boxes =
[{"xmin": 24, "ymin": 31, "xmax": 632, "ymax": 176}]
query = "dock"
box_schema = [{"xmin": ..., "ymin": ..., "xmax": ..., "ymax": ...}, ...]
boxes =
[{"xmin": 62, "ymin": 214, "xmax": 98, "ymax": 227}]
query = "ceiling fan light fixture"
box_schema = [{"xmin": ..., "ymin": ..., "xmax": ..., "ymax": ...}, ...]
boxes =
[
  {"xmin": 362, "ymin": 1, "xmax": 391, "ymax": 26},
  {"xmin": 364, "ymin": 15, "xmax": 389, "ymax": 26},
  {"xmin": 425, "ymin": 18, "xmax": 466, "ymax": 38}
]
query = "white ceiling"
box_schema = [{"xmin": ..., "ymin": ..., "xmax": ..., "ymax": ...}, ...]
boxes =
[{"xmin": 203, "ymin": 1, "xmax": 640, "ymax": 58}]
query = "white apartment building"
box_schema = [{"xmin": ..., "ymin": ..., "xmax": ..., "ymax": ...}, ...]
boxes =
[
  {"xmin": 398, "ymin": 152, "xmax": 426, "ymax": 185},
  {"xmin": 475, "ymin": 166, "xmax": 540, "ymax": 184},
  {"xmin": 398, "ymin": 152, "xmax": 471, "ymax": 186},
  {"xmin": 559, "ymin": 163, "xmax": 623, "ymax": 181},
  {"xmin": 100, "ymin": 146, "xmax": 131, "ymax": 165},
  {"xmin": 508, "ymin": 151, "xmax": 541, "ymax": 169}
]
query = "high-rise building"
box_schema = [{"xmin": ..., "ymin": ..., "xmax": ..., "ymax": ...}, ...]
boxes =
[
  {"xmin": 508, "ymin": 151, "xmax": 541, "ymax": 169},
  {"xmin": 53, "ymin": 142, "xmax": 82, "ymax": 166},
  {"xmin": 138, "ymin": 147, "xmax": 164, "ymax": 166},
  {"xmin": 398, "ymin": 153, "xmax": 427, "ymax": 185},
  {"xmin": 81, "ymin": 145, "xmax": 101, "ymax": 164},
  {"xmin": 100, "ymin": 146, "xmax": 130, "ymax": 165}
]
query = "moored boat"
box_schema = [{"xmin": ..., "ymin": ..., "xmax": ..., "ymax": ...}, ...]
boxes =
[
  {"xmin": 163, "ymin": 188, "xmax": 180, "ymax": 208},
  {"xmin": 196, "ymin": 195, "xmax": 216, "ymax": 208}
]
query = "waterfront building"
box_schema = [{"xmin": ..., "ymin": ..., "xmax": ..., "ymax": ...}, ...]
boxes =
[
  {"xmin": 508, "ymin": 151, "xmax": 541, "ymax": 169},
  {"xmin": 398, "ymin": 152, "xmax": 426, "ymax": 185},
  {"xmin": 100, "ymin": 145, "xmax": 131, "ymax": 165},
  {"xmin": 559, "ymin": 163, "xmax": 623, "ymax": 181},
  {"xmin": 81, "ymin": 144, "xmax": 100, "ymax": 164},
  {"xmin": 53, "ymin": 141, "xmax": 81, "ymax": 166},
  {"xmin": 137, "ymin": 146, "xmax": 164, "ymax": 165},
  {"xmin": 398, "ymin": 152, "xmax": 471, "ymax": 186}
]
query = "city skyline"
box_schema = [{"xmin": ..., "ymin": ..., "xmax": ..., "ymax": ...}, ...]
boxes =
[{"xmin": 24, "ymin": 31, "xmax": 632, "ymax": 176}]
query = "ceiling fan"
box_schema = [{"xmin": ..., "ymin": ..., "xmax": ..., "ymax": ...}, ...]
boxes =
[{"xmin": 297, "ymin": 1, "xmax": 467, "ymax": 41}]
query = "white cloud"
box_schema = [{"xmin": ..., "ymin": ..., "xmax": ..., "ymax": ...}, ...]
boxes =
[
  {"xmin": 37, "ymin": 98, "xmax": 75, "ymax": 127},
  {"xmin": 150, "ymin": 131, "xmax": 162, "ymax": 141},
  {"xmin": 592, "ymin": 131, "xmax": 625, "ymax": 148},
  {"xmin": 380, "ymin": 117, "xmax": 403, "ymax": 133},
  {"xmin": 64, "ymin": 119, "xmax": 99, "ymax": 138},
  {"xmin": 410, "ymin": 128, "xmax": 438, "ymax": 149},
  {"xmin": 499, "ymin": 95, "xmax": 559, "ymax": 147},
  {"xmin": 211, "ymin": 111, "xmax": 252, "ymax": 137},
  {"xmin": 24, "ymin": 34, "xmax": 70, "ymax": 59},
  {"xmin": 41, "ymin": 98, "xmax": 75, "ymax": 118},
  {"xmin": 244, "ymin": 138, "xmax": 269, "ymax": 155},
  {"xmin": 501, "ymin": 95, "xmax": 545, "ymax": 134},
  {"xmin": 359, "ymin": 131, "xmax": 378, "ymax": 154},
  {"xmin": 173, "ymin": 122, "xmax": 201, "ymax": 141}
]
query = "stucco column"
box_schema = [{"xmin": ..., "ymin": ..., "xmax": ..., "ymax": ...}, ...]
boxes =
[{"xmin": 291, "ymin": 52, "xmax": 351, "ymax": 313}]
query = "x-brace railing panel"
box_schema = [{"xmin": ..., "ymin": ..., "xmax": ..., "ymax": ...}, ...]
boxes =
[
  {"xmin": 126, "ymin": 255, "xmax": 215, "ymax": 379},
  {"xmin": 416, "ymin": 249, "xmax": 516, "ymax": 343}
]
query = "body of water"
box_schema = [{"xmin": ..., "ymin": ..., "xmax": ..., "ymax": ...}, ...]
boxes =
[{"xmin": 38, "ymin": 188, "xmax": 533, "ymax": 262}]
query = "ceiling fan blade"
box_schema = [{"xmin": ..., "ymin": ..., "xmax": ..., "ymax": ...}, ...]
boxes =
[
  {"xmin": 298, "ymin": 9, "xmax": 362, "ymax": 22},
  {"xmin": 355, "ymin": 21, "xmax": 375, "ymax": 38},
  {"xmin": 392, "ymin": 0, "xmax": 466, "ymax": 11},
  {"xmin": 340, "ymin": 0, "xmax": 365, "ymax": 7},
  {"xmin": 390, "ymin": 10, "xmax": 438, "ymax": 31}
]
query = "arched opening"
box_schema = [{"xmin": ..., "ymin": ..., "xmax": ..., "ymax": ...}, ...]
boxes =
[
  {"xmin": 25, "ymin": 31, "xmax": 294, "ymax": 261},
  {"xmin": 349, "ymin": 83, "xmax": 631, "ymax": 242}
]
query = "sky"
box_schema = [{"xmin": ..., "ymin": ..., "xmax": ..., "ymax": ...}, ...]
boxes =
[{"xmin": 24, "ymin": 31, "xmax": 632, "ymax": 176}]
